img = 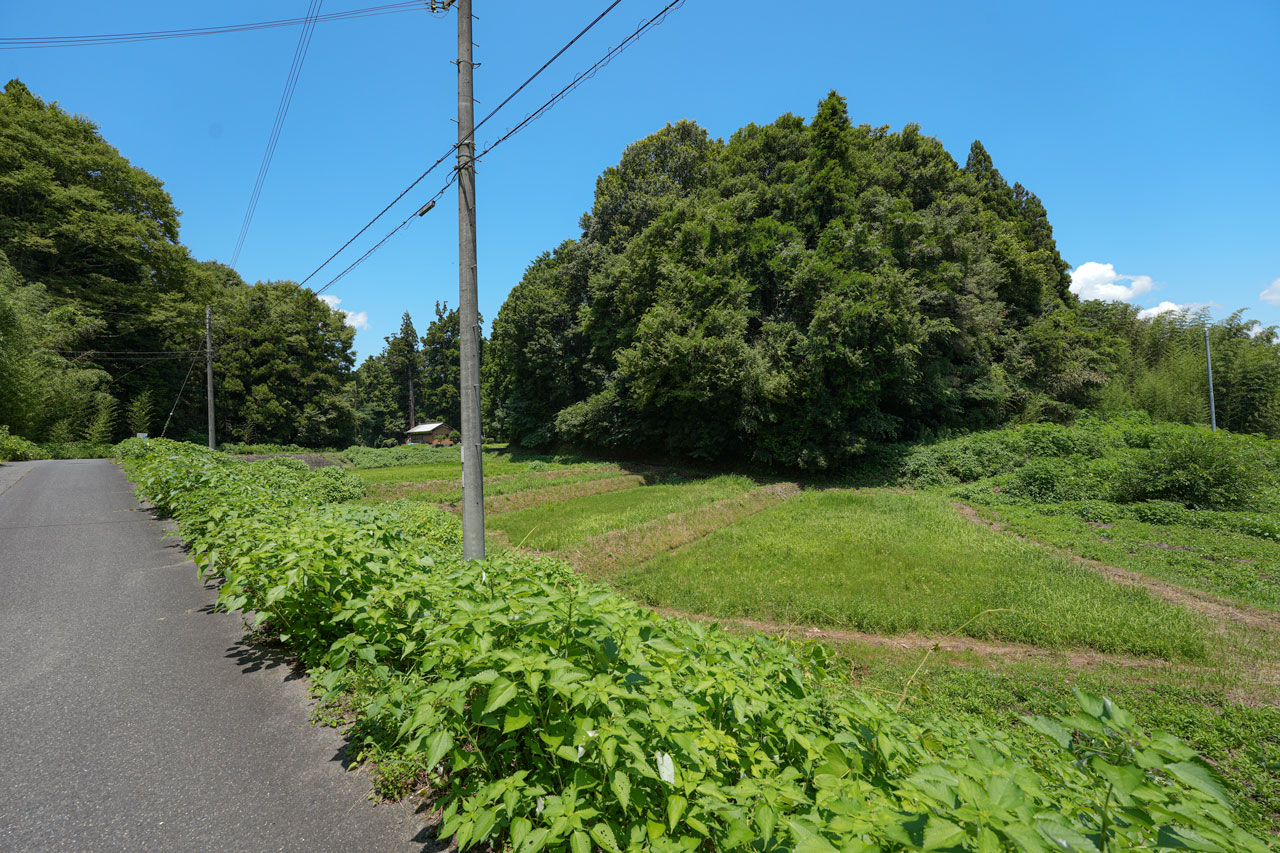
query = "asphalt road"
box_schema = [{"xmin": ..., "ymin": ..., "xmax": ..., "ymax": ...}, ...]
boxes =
[{"xmin": 0, "ymin": 460, "xmax": 437, "ymax": 852}]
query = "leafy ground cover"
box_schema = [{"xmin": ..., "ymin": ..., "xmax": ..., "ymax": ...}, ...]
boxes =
[
  {"xmin": 620, "ymin": 490, "xmax": 1207, "ymax": 660},
  {"xmin": 840, "ymin": 646, "xmax": 1280, "ymax": 838},
  {"xmin": 119, "ymin": 438, "xmax": 1271, "ymax": 851},
  {"xmin": 487, "ymin": 475, "xmax": 758, "ymax": 552}
]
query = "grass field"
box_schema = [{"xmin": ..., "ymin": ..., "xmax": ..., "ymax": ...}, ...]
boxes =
[
  {"xmin": 618, "ymin": 489, "xmax": 1207, "ymax": 659},
  {"xmin": 486, "ymin": 474, "xmax": 757, "ymax": 551}
]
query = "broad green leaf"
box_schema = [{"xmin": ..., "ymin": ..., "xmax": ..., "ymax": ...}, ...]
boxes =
[
  {"xmin": 484, "ymin": 676, "xmax": 518, "ymax": 714},
  {"xmin": 612, "ymin": 770, "xmax": 631, "ymax": 812},
  {"xmin": 1165, "ymin": 761, "xmax": 1232, "ymax": 807},
  {"xmin": 423, "ymin": 729, "xmax": 453, "ymax": 769}
]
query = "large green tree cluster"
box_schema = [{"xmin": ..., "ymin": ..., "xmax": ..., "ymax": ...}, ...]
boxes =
[
  {"xmin": 487, "ymin": 92, "xmax": 1103, "ymax": 468},
  {"xmin": 0, "ymin": 79, "xmax": 357, "ymax": 447}
]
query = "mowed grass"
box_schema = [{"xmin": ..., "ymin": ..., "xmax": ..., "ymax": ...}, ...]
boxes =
[
  {"xmin": 487, "ymin": 475, "xmax": 757, "ymax": 552},
  {"xmin": 353, "ymin": 453, "xmax": 606, "ymax": 485},
  {"xmin": 619, "ymin": 489, "xmax": 1207, "ymax": 660}
]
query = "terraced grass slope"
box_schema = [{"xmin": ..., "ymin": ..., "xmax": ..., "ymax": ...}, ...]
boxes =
[{"xmin": 621, "ymin": 490, "xmax": 1208, "ymax": 660}]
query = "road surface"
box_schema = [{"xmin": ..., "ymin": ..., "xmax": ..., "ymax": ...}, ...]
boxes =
[{"xmin": 0, "ymin": 459, "xmax": 436, "ymax": 852}]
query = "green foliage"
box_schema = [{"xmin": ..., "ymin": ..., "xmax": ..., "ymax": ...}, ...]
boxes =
[
  {"xmin": 420, "ymin": 301, "xmax": 465, "ymax": 431},
  {"xmin": 338, "ymin": 443, "xmax": 460, "ymax": 469},
  {"xmin": 121, "ymin": 440, "xmax": 1267, "ymax": 851},
  {"xmin": 126, "ymin": 390, "xmax": 156, "ymax": 437},
  {"xmin": 297, "ymin": 466, "xmax": 366, "ymax": 504},
  {"xmin": 896, "ymin": 416, "xmax": 1280, "ymax": 510},
  {"xmin": 0, "ymin": 425, "xmax": 44, "ymax": 461},
  {"xmin": 488, "ymin": 96, "xmax": 1106, "ymax": 468},
  {"xmin": 1083, "ymin": 302, "xmax": 1280, "ymax": 436},
  {"xmin": 211, "ymin": 281, "xmax": 356, "ymax": 447},
  {"xmin": 84, "ymin": 394, "xmax": 118, "ymax": 445}
]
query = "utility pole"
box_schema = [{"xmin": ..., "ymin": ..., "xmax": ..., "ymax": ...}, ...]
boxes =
[
  {"xmin": 353, "ymin": 374, "xmax": 360, "ymax": 446},
  {"xmin": 408, "ymin": 374, "xmax": 416, "ymax": 429},
  {"xmin": 205, "ymin": 305, "xmax": 216, "ymax": 450},
  {"xmin": 1205, "ymin": 326, "xmax": 1217, "ymax": 432},
  {"xmin": 457, "ymin": 0, "xmax": 485, "ymax": 559}
]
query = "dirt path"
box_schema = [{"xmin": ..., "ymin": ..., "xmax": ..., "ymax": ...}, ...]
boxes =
[
  {"xmin": 951, "ymin": 502, "xmax": 1280, "ymax": 636},
  {"xmin": 646, "ymin": 606, "xmax": 1176, "ymax": 671},
  {"xmin": 564, "ymin": 482, "xmax": 801, "ymax": 578}
]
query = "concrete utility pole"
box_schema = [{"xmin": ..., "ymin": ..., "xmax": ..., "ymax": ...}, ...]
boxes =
[
  {"xmin": 408, "ymin": 374, "xmax": 416, "ymax": 429},
  {"xmin": 1205, "ymin": 327, "xmax": 1217, "ymax": 432},
  {"xmin": 353, "ymin": 375, "xmax": 360, "ymax": 445},
  {"xmin": 205, "ymin": 305, "xmax": 216, "ymax": 450},
  {"xmin": 457, "ymin": 0, "xmax": 485, "ymax": 559}
]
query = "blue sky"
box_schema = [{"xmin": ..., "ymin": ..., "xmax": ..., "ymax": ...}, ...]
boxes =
[{"xmin": 5, "ymin": 0, "xmax": 1278, "ymax": 358}]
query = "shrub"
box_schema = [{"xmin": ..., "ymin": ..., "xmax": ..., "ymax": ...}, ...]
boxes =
[
  {"xmin": 1114, "ymin": 429, "xmax": 1275, "ymax": 509},
  {"xmin": 298, "ymin": 466, "xmax": 366, "ymax": 503},
  {"xmin": 0, "ymin": 425, "xmax": 44, "ymax": 461},
  {"xmin": 1064, "ymin": 499, "xmax": 1122, "ymax": 524},
  {"xmin": 117, "ymin": 440, "xmax": 1267, "ymax": 852},
  {"xmin": 1130, "ymin": 500, "xmax": 1190, "ymax": 526},
  {"xmin": 339, "ymin": 444, "xmax": 459, "ymax": 469}
]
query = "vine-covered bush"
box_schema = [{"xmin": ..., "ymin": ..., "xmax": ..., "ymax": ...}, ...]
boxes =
[
  {"xmin": 119, "ymin": 439, "xmax": 1267, "ymax": 852},
  {"xmin": 0, "ymin": 425, "xmax": 43, "ymax": 461}
]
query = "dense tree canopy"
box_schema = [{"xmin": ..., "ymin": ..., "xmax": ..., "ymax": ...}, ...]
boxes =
[
  {"xmin": 487, "ymin": 92, "xmax": 1100, "ymax": 468},
  {"xmin": 0, "ymin": 79, "xmax": 358, "ymax": 447}
]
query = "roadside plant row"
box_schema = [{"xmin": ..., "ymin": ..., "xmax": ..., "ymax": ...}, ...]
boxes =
[{"xmin": 122, "ymin": 438, "xmax": 1267, "ymax": 852}]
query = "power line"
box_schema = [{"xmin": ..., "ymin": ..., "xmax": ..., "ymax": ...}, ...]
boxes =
[
  {"xmin": 0, "ymin": 3, "xmax": 424, "ymax": 49},
  {"xmin": 160, "ymin": 353, "xmax": 203, "ymax": 438},
  {"xmin": 230, "ymin": 0, "xmax": 325, "ymax": 269},
  {"xmin": 298, "ymin": 0, "xmax": 627, "ymax": 288},
  {"xmin": 311, "ymin": 0, "xmax": 685, "ymax": 295},
  {"xmin": 43, "ymin": 349, "xmax": 205, "ymax": 355}
]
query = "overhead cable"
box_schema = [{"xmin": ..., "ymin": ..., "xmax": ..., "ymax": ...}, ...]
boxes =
[
  {"xmin": 299, "ymin": 0, "xmax": 627, "ymax": 288},
  {"xmin": 311, "ymin": 0, "xmax": 685, "ymax": 295},
  {"xmin": 0, "ymin": 2, "xmax": 424, "ymax": 49},
  {"xmin": 229, "ymin": 0, "xmax": 325, "ymax": 269}
]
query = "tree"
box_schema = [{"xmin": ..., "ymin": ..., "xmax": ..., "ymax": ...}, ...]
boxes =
[
  {"xmin": 419, "ymin": 301, "xmax": 468, "ymax": 430},
  {"xmin": 354, "ymin": 355, "xmax": 402, "ymax": 446},
  {"xmin": 384, "ymin": 312, "xmax": 424, "ymax": 429},
  {"xmin": 211, "ymin": 281, "xmax": 356, "ymax": 447},
  {"xmin": 126, "ymin": 390, "xmax": 156, "ymax": 437},
  {"xmin": 488, "ymin": 93, "xmax": 1101, "ymax": 468}
]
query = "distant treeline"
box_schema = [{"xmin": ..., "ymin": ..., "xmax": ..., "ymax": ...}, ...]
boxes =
[
  {"xmin": 4, "ymin": 80, "xmax": 1276, "ymax": 461},
  {"xmin": 485, "ymin": 91, "xmax": 1280, "ymax": 468}
]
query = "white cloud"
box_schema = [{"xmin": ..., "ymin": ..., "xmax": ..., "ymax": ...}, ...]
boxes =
[
  {"xmin": 1070, "ymin": 261, "xmax": 1157, "ymax": 302},
  {"xmin": 318, "ymin": 294, "xmax": 370, "ymax": 331},
  {"xmin": 1260, "ymin": 278, "xmax": 1280, "ymax": 306},
  {"xmin": 1136, "ymin": 301, "xmax": 1185, "ymax": 320}
]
